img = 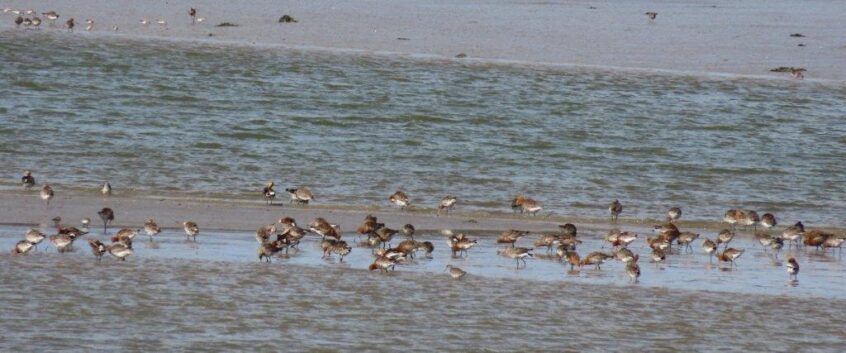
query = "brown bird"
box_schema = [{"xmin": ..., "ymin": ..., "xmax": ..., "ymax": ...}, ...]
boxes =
[
  {"xmin": 716, "ymin": 248, "xmax": 744, "ymax": 267},
  {"xmin": 21, "ymin": 170, "xmax": 35, "ymax": 190},
  {"xmin": 388, "ymin": 190, "xmax": 410, "ymax": 210},
  {"xmin": 437, "ymin": 195, "xmax": 458, "ymax": 216},
  {"xmin": 666, "ymin": 207, "xmax": 682, "ymax": 222},
  {"xmin": 626, "ymin": 261, "xmax": 641, "ymax": 283},
  {"xmin": 189, "ymin": 7, "xmax": 197, "ymax": 24},
  {"xmin": 790, "ymin": 68, "xmax": 806, "ymax": 80},
  {"xmin": 40, "ymin": 184, "xmax": 54, "ymax": 207},
  {"xmin": 497, "ymin": 247, "xmax": 534, "ymax": 268},
  {"xmin": 645, "ymin": 12, "xmax": 657, "ymax": 21},
  {"xmin": 786, "ymin": 257, "xmax": 799, "ymax": 280},
  {"xmin": 262, "ymin": 182, "xmax": 276, "ymax": 205},
  {"xmin": 761, "ymin": 213, "xmax": 777, "ymax": 229},
  {"xmin": 497, "ymin": 229, "xmax": 529, "ymax": 247},
  {"xmin": 98, "ymin": 207, "xmax": 114, "ymax": 234},
  {"xmin": 12, "ymin": 240, "xmax": 35, "ymax": 255},
  {"xmin": 702, "ymin": 238, "xmax": 717, "ymax": 262},
  {"xmin": 15, "ymin": 16, "xmax": 24, "ymax": 27},
  {"xmin": 579, "ymin": 251, "xmax": 613, "ymax": 270},
  {"xmin": 715, "ymin": 229, "xmax": 734, "ymax": 248},
  {"xmin": 608, "ymin": 199, "xmax": 622, "ymax": 221},
  {"xmin": 445, "ymin": 265, "xmax": 467, "ymax": 279},
  {"xmin": 144, "ymin": 218, "xmax": 161, "ymax": 241},
  {"xmin": 66, "ymin": 18, "xmax": 74, "ymax": 31},
  {"xmin": 88, "ymin": 239, "xmax": 107, "ymax": 263},
  {"xmin": 257, "ymin": 240, "xmax": 285, "ymax": 263},
  {"xmin": 183, "ymin": 221, "xmax": 200, "ymax": 241},
  {"xmin": 286, "ymin": 186, "xmax": 314, "ymax": 205}
]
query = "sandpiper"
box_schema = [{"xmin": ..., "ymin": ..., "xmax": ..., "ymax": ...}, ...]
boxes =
[
  {"xmin": 101, "ymin": 182, "xmax": 112, "ymax": 196},
  {"xmin": 754, "ymin": 231, "xmax": 773, "ymax": 249},
  {"xmin": 140, "ymin": 18, "xmax": 150, "ymax": 25},
  {"xmin": 255, "ymin": 224, "xmax": 276, "ymax": 244},
  {"xmin": 401, "ymin": 224, "xmax": 415, "ymax": 239},
  {"xmin": 80, "ymin": 218, "xmax": 91, "ymax": 233},
  {"xmin": 40, "ymin": 184, "xmax": 54, "ymax": 207},
  {"xmin": 445, "ymin": 265, "xmax": 467, "ymax": 279},
  {"xmin": 626, "ymin": 261, "xmax": 641, "ymax": 283},
  {"xmin": 497, "ymin": 247, "xmax": 534, "ymax": 268},
  {"xmin": 262, "ymin": 182, "xmax": 276, "ymax": 205},
  {"xmin": 614, "ymin": 247, "xmax": 638, "ymax": 264},
  {"xmin": 559, "ymin": 223, "xmax": 578, "ymax": 237},
  {"xmin": 702, "ymin": 238, "xmax": 717, "ymax": 262},
  {"xmin": 511, "ymin": 195, "xmax": 525, "ymax": 213},
  {"xmin": 257, "ymin": 240, "xmax": 285, "ymax": 262},
  {"xmin": 579, "ymin": 251, "xmax": 613, "ymax": 270},
  {"xmin": 108, "ymin": 242, "xmax": 133, "ymax": 261},
  {"xmin": 562, "ymin": 249, "xmax": 580, "ymax": 270},
  {"xmin": 144, "ymin": 218, "xmax": 161, "ymax": 241},
  {"xmin": 821, "ymin": 236, "xmax": 845, "ymax": 254},
  {"xmin": 30, "ymin": 17, "xmax": 40, "ymax": 28},
  {"xmin": 66, "ymin": 18, "xmax": 74, "ymax": 31},
  {"xmin": 21, "ymin": 170, "xmax": 35, "ymax": 190},
  {"xmin": 676, "ymin": 232, "xmax": 699, "ymax": 253},
  {"xmin": 286, "ymin": 186, "xmax": 314, "ymax": 205},
  {"xmin": 666, "ymin": 207, "xmax": 682, "ymax": 222},
  {"xmin": 790, "ymin": 68, "xmax": 806, "ymax": 80},
  {"xmin": 12, "ymin": 240, "xmax": 34, "ymax": 255},
  {"xmin": 88, "ymin": 239, "xmax": 107, "ymax": 263},
  {"xmin": 761, "ymin": 213, "xmax": 777, "ymax": 229},
  {"xmin": 309, "ymin": 217, "xmax": 341, "ymax": 240},
  {"xmin": 645, "ymin": 12, "xmax": 657, "ymax": 21},
  {"xmin": 786, "ymin": 257, "xmax": 799, "ymax": 280},
  {"xmin": 742, "ymin": 210, "xmax": 760, "ymax": 230},
  {"xmin": 374, "ymin": 226, "xmax": 398, "ymax": 247},
  {"xmin": 196, "ymin": 17, "xmax": 205, "ymax": 23},
  {"xmin": 85, "ymin": 19, "xmax": 93, "ymax": 31},
  {"xmin": 520, "ymin": 198, "xmax": 543, "ymax": 216},
  {"xmin": 770, "ymin": 237, "xmax": 784, "ymax": 258},
  {"xmin": 715, "ymin": 229, "xmax": 734, "ymax": 248},
  {"xmin": 447, "ymin": 233, "xmax": 477, "ymax": 257},
  {"xmin": 608, "ymin": 199, "xmax": 622, "ymax": 221},
  {"xmin": 183, "ymin": 221, "xmax": 200, "ymax": 241},
  {"xmin": 189, "ymin": 8, "xmax": 196, "ymax": 24},
  {"xmin": 98, "ymin": 207, "xmax": 115, "ymax": 233},
  {"xmin": 42, "ymin": 11, "xmax": 58, "ymax": 24},
  {"xmin": 24, "ymin": 228, "xmax": 46, "ymax": 251},
  {"xmin": 321, "ymin": 239, "xmax": 352, "ymax": 261},
  {"xmin": 716, "ymin": 248, "xmax": 744, "ymax": 267},
  {"xmin": 651, "ymin": 248, "xmax": 666, "ymax": 265},
  {"xmin": 278, "ymin": 223, "xmax": 307, "ymax": 249},
  {"xmin": 534, "ymin": 233, "xmax": 559, "ymax": 253},
  {"xmin": 723, "ymin": 209, "xmax": 745, "ymax": 230},
  {"xmin": 157, "ymin": 18, "xmax": 167, "ymax": 26},
  {"xmin": 368, "ymin": 256, "xmax": 398, "ymax": 272},
  {"xmin": 49, "ymin": 233, "xmax": 74, "ymax": 253},
  {"xmin": 497, "ymin": 229, "xmax": 529, "ymax": 247},
  {"xmin": 781, "ymin": 221, "xmax": 804, "ymax": 247},
  {"xmin": 22, "ymin": 17, "xmax": 31, "ymax": 27},
  {"xmin": 646, "ymin": 236, "xmax": 670, "ymax": 252},
  {"xmin": 437, "ymin": 195, "xmax": 458, "ymax": 216},
  {"xmin": 388, "ymin": 190, "xmax": 410, "ymax": 210}
]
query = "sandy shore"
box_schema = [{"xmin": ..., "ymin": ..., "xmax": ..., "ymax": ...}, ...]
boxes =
[{"xmin": 1, "ymin": 0, "xmax": 844, "ymax": 81}]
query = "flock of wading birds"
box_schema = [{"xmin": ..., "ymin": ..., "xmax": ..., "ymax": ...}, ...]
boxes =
[
  {"xmin": 11, "ymin": 172, "xmax": 846, "ymax": 283},
  {"xmin": 3, "ymin": 7, "xmax": 206, "ymax": 32}
]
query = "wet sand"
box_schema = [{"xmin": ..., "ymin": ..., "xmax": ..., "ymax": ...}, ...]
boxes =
[{"xmin": 1, "ymin": 0, "xmax": 845, "ymax": 80}]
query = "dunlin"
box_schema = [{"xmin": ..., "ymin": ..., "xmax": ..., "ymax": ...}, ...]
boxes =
[
  {"xmin": 286, "ymin": 186, "xmax": 313, "ymax": 205},
  {"xmin": 437, "ymin": 195, "xmax": 457, "ymax": 216},
  {"xmin": 88, "ymin": 239, "xmax": 107, "ymax": 263},
  {"xmin": 368, "ymin": 256, "xmax": 398, "ymax": 272},
  {"xmin": 49, "ymin": 234, "xmax": 74, "ymax": 253},
  {"xmin": 614, "ymin": 247, "xmax": 638, "ymax": 264},
  {"xmin": 255, "ymin": 224, "xmax": 277, "ymax": 244},
  {"xmin": 534, "ymin": 233, "xmax": 559, "ymax": 253},
  {"xmin": 781, "ymin": 221, "xmax": 804, "ymax": 247},
  {"xmin": 21, "ymin": 170, "xmax": 35, "ymax": 190},
  {"xmin": 322, "ymin": 239, "xmax": 352, "ymax": 261},
  {"xmin": 24, "ymin": 228, "xmax": 46, "ymax": 251},
  {"xmin": 445, "ymin": 265, "xmax": 467, "ymax": 279},
  {"xmin": 144, "ymin": 218, "xmax": 161, "ymax": 241},
  {"xmin": 579, "ymin": 251, "xmax": 613, "ymax": 270},
  {"xmin": 108, "ymin": 242, "xmax": 133, "ymax": 261},
  {"xmin": 309, "ymin": 217, "xmax": 341, "ymax": 240},
  {"xmin": 761, "ymin": 213, "xmax": 777, "ymax": 229},
  {"xmin": 651, "ymin": 248, "xmax": 666, "ymax": 265},
  {"xmin": 702, "ymin": 238, "xmax": 717, "ymax": 262},
  {"xmin": 447, "ymin": 233, "xmax": 477, "ymax": 257},
  {"xmin": 257, "ymin": 240, "xmax": 284, "ymax": 262},
  {"xmin": 626, "ymin": 262, "xmax": 641, "ymax": 283},
  {"xmin": 770, "ymin": 237, "xmax": 784, "ymax": 258},
  {"xmin": 715, "ymin": 229, "xmax": 734, "ymax": 248},
  {"xmin": 723, "ymin": 209, "xmax": 745, "ymax": 230},
  {"xmin": 676, "ymin": 232, "xmax": 699, "ymax": 253},
  {"xmin": 497, "ymin": 247, "xmax": 534, "ymax": 268},
  {"xmin": 183, "ymin": 221, "xmax": 200, "ymax": 241},
  {"xmin": 262, "ymin": 182, "xmax": 276, "ymax": 205},
  {"xmin": 786, "ymin": 257, "xmax": 799, "ymax": 280},
  {"xmin": 666, "ymin": 207, "xmax": 682, "ymax": 222},
  {"xmin": 97, "ymin": 207, "xmax": 114, "ymax": 233},
  {"xmin": 42, "ymin": 11, "xmax": 58, "ymax": 24},
  {"xmin": 742, "ymin": 210, "xmax": 760, "ymax": 230},
  {"xmin": 559, "ymin": 223, "xmax": 577, "ymax": 237},
  {"xmin": 388, "ymin": 190, "xmax": 410, "ymax": 210},
  {"xmin": 520, "ymin": 197, "xmax": 543, "ymax": 216},
  {"xmin": 40, "ymin": 184, "xmax": 54, "ymax": 207},
  {"xmin": 608, "ymin": 199, "xmax": 622, "ymax": 221}
]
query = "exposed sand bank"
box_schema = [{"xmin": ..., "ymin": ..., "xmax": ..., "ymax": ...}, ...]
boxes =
[{"xmin": 1, "ymin": 0, "xmax": 844, "ymax": 80}]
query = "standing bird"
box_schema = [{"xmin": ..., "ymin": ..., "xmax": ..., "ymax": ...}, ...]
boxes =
[
  {"xmin": 702, "ymin": 238, "xmax": 717, "ymax": 262},
  {"xmin": 608, "ymin": 199, "xmax": 622, "ymax": 221},
  {"xmin": 626, "ymin": 261, "xmax": 641, "ymax": 283},
  {"xmin": 12, "ymin": 240, "xmax": 35, "ymax": 255},
  {"xmin": 85, "ymin": 19, "xmax": 93, "ymax": 31},
  {"xmin": 31, "ymin": 17, "xmax": 41, "ymax": 28},
  {"xmin": 401, "ymin": 224, "xmax": 415, "ymax": 240},
  {"xmin": 497, "ymin": 229, "xmax": 529, "ymax": 247},
  {"xmin": 24, "ymin": 228, "xmax": 46, "ymax": 251},
  {"xmin": 790, "ymin": 68, "xmax": 806, "ymax": 80},
  {"xmin": 645, "ymin": 12, "xmax": 657, "ymax": 21},
  {"xmin": 15, "ymin": 16, "xmax": 24, "ymax": 27},
  {"xmin": 40, "ymin": 184, "xmax": 54, "ymax": 207},
  {"xmin": 667, "ymin": 207, "xmax": 682, "ymax": 222},
  {"xmin": 437, "ymin": 195, "xmax": 458, "ymax": 216},
  {"xmin": 66, "ymin": 18, "xmax": 74, "ymax": 31},
  {"xmin": 716, "ymin": 248, "xmax": 744, "ymax": 267},
  {"xmin": 781, "ymin": 221, "xmax": 805, "ymax": 248},
  {"xmin": 101, "ymin": 182, "xmax": 112, "ymax": 196},
  {"xmin": 263, "ymin": 182, "xmax": 276, "ymax": 205},
  {"xmin": 786, "ymin": 257, "xmax": 799, "ymax": 280},
  {"xmin": 520, "ymin": 198, "xmax": 543, "ymax": 216},
  {"xmin": 42, "ymin": 11, "xmax": 58, "ymax": 24},
  {"xmin": 497, "ymin": 247, "xmax": 534, "ymax": 268},
  {"xmin": 183, "ymin": 221, "xmax": 200, "ymax": 241},
  {"xmin": 144, "ymin": 218, "xmax": 161, "ymax": 241},
  {"xmin": 445, "ymin": 265, "xmax": 467, "ymax": 279},
  {"xmin": 21, "ymin": 170, "xmax": 35, "ymax": 190},
  {"xmin": 108, "ymin": 242, "xmax": 133, "ymax": 261},
  {"xmin": 761, "ymin": 213, "xmax": 777, "ymax": 230},
  {"xmin": 88, "ymin": 239, "xmax": 107, "ymax": 263},
  {"xmin": 715, "ymin": 229, "xmax": 734, "ymax": 248},
  {"xmin": 98, "ymin": 207, "xmax": 114, "ymax": 234},
  {"xmin": 388, "ymin": 190, "xmax": 410, "ymax": 210},
  {"xmin": 286, "ymin": 186, "xmax": 314, "ymax": 205},
  {"xmin": 189, "ymin": 8, "xmax": 197, "ymax": 24}
]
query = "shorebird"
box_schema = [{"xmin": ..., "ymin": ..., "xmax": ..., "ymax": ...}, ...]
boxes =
[
  {"xmin": 356, "ymin": 217, "xmax": 381, "ymax": 240},
  {"xmin": 189, "ymin": 8, "xmax": 196, "ymax": 24},
  {"xmin": 42, "ymin": 11, "xmax": 58, "ymax": 24},
  {"xmin": 255, "ymin": 224, "xmax": 276, "ymax": 244},
  {"xmin": 498, "ymin": 247, "xmax": 534, "ymax": 268},
  {"xmin": 561, "ymin": 249, "xmax": 580, "ymax": 270},
  {"xmin": 445, "ymin": 265, "xmax": 466, "ymax": 279},
  {"xmin": 156, "ymin": 18, "xmax": 167, "ymax": 26},
  {"xmin": 257, "ymin": 240, "xmax": 285, "ymax": 262},
  {"xmin": 559, "ymin": 223, "xmax": 577, "ymax": 237},
  {"xmin": 761, "ymin": 213, "xmax": 777, "ymax": 229},
  {"xmin": 196, "ymin": 17, "xmax": 205, "ymax": 23},
  {"xmin": 15, "ymin": 16, "xmax": 23, "ymax": 27},
  {"xmin": 21, "ymin": 170, "xmax": 35, "ymax": 190},
  {"xmin": 447, "ymin": 233, "xmax": 477, "ymax": 257},
  {"xmin": 309, "ymin": 217, "xmax": 341, "ymax": 240},
  {"xmin": 786, "ymin": 257, "xmax": 799, "ymax": 280},
  {"xmin": 98, "ymin": 207, "xmax": 114, "ymax": 233},
  {"xmin": 374, "ymin": 226, "xmax": 398, "ymax": 247},
  {"xmin": 49, "ymin": 234, "xmax": 74, "ymax": 253},
  {"xmin": 368, "ymin": 256, "xmax": 398, "ymax": 272},
  {"xmin": 608, "ymin": 199, "xmax": 622, "ymax": 221},
  {"xmin": 511, "ymin": 195, "xmax": 525, "ymax": 213},
  {"xmin": 108, "ymin": 242, "xmax": 133, "ymax": 261},
  {"xmin": 821, "ymin": 236, "xmax": 845, "ymax": 254},
  {"xmin": 520, "ymin": 198, "xmax": 543, "ymax": 216},
  {"xmin": 716, "ymin": 248, "xmax": 744, "ymax": 267},
  {"xmin": 653, "ymin": 222, "xmax": 680, "ymax": 245},
  {"xmin": 646, "ymin": 236, "xmax": 670, "ymax": 252},
  {"xmin": 321, "ymin": 239, "xmax": 352, "ymax": 261},
  {"xmin": 80, "ymin": 218, "xmax": 91, "ymax": 232},
  {"xmin": 677, "ymin": 232, "xmax": 699, "ymax": 253},
  {"xmin": 88, "ymin": 239, "xmax": 107, "ymax": 263},
  {"xmin": 40, "ymin": 184, "xmax": 54, "ymax": 207},
  {"xmin": 497, "ymin": 229, "xmax": 529, "ymax": 247},
  {"xmin": 626, "ymin": 261, "xmax": 641, "ymax": 283},
  {"xmin": 614, "ymin": 247, "xmax": 638, "ymax": 264},
  {"xmin": 112, "ymin": 25, "xmax": 118, "ymax": 31},
  {"xmin": 715, "ymin": 229, "xmax": 734, "ymax": 248},
  {"xmin": 754, "ymin": 231, "xmax": 774, "ymax": 250},
  {"xmin": 702, "ymin": 238, "xmax": 717, "ymax": 262},
  {"xmin": 437, "ymin": 195, "xmax": 457, "ymax": 216},
  {"xmin": 22, "ymin": 17, "xmax": 31, "ymax": 27},
  {"xmin": 790, "ymin": 68, "xmax": 806, "ymax": 80},
  {"xmin": 24, "ymin": 228, "xmax": 46, "ymax": 251},
  {"xmin": 651, "ymin": 248, "xmax": 666, "ymax": 265},
  {"xmin": 85, "ymin": 19, "xmax": 93, "ymax": 31},
  {"xmin": 183, "ymin": 221, "xmax": 200, "ymax": 241},
  {"xmin": 580, "ymin": 251, "xmax": 613, "ymax": 270},
  {"xmin": 645, "ymin": 12, "xmax": 657, "ymax": 21},
  {"xmin": 262, "ymin": 182, "xmax": 276, "ymax": 205},
  {"xmin": 277, "ymin": 223, "xmax": 307, "ymax": 249},
  {"xmin": 723, "ymin": 209, "xmax": 745, "ymax": 230},
  {"xmin": 770, "ymin": 237, "xmax": 784, "ymax": 258},
  {"xmin": 143, "ymin": 218, "xmax": 161, "ymax": 241},
  {"xmin": 66, "ymin": 18, "xmax": 74, "ymax": 31},
  {"xmin": 781, "ymin": 221, "xmax": 804, "ymax": 247},
  {"xmin": 667, "ymin": 207, "xmax": 682, "ymax": 222},
  {"xmin": 12, "ymin": 239, "xmax": 36, "ymax": 255},
  {"xmin": 30, "ymin": 17, "xmax": 40, "ymax": 28},
  {"xmin": 101, "ymin": 182, "xmax": 112, "ymax": 196},
  {"xmin": 742, "ymin": 211, "xmax": 760, "ymax": 230},
  {"xmin": 140, "ymin": 18, "xmax": 150, "ymax": 25},
  {"xmin": 388, "ymin": 190, "xmax": 410, "ymax": 210},
  {"xmin": 401, "ymin": 224, "xmax": 415, "ymax": 240},
  {"xmin": 534, "ymin": 233, "xmax": 559, "ymax": 253},
  {"xmin": 285, "ymin": 186, "xmax": 313, "ymax": 205}
]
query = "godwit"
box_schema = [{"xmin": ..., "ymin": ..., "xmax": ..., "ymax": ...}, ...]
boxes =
[
  {"xmin": 66, "ymin": 18, "xmax": 74, "ymax": 31},
  {"xmin": 608, "ymin": 199, "xmax": 622, "ymax": 221},
  {"xmin": 189, "ymin": 8, "xmax": 196, "ymax": 24},
  {"xmin": 262, "ymin": 182, "xmax": 276, "ymax": 205},
  {"xmin": 24, "ymin": 228, "xmax": 46, "ymax": 251},
  {"xmin": 761, "ymin": 213, "xmax": 777, "ymax": 229},
  {"xmin": 447, "ymin": 233, "xmax": 477, "ymax": 257},
  {"xmin": 21, "ymin": 171, "xmax": 35, "ymax": 190},
  {"xmin": 88, "ymin": 239, "xmax": 107, "ymax": 263},
  {"xmin": 497, "ymin": 229, "xmax": 529, "ymax": 247},
  {"xmin": 285, "ymin": 186, "xmax": 313, "ymax": 205},
  {"xmin": 497, "ymin": 247, "xmax": 534, "ymax": 268},
  {"xmin": 702, "ymin": 238, "xmax": 717, "ymax": 262},
  {"xmin": 40, "ymin": 184, "xmax": 54, "ymax": 207},
  {"xmin": 401, "ymin": 224, "xmax": 415, "ymax": 240},
  {"xmin": 42, "ymin": 11, "xmax": 58, "ymax": 24},
  {"xmin": 97, "ymin": 207, "xmax": 114, "ymax": 233},
  {"xmin": 666, "ymin": 207, "xmax": 682, "ymax": 222},
  {"xmin": 309, "ymin": 217, "xmax": 341, "ymax": 240},
  {"xmin": 786, "ymin": 257, "xmax": 799, "ymax": 280},
  {"xmin": 388, "ymin": 190, "xmax": 410, "ymax": 210},
  {"xmin": 626, "ymin": 262, "xmax": 641, "ymax": 283},
  {"xmin": 108, "ymin": 242, "xmax": 133, "ymax": 261},
  {"xmin": 803, "ymin": 230, "xmax": 832, "ymax": 251},
  {"xmin": 278, "ymin": 223, "xmax": 307, "ymax": 249},
  {"xmin": 676, "ymin": 232, "xmax": 699, "ymax": 253},
  {"xmin": 437, "ymin": 195, "xmax": 457, "ymax": 216},
  {"xmin": 716, "ymin": 248, "xmax": 744, "ymax": 267},
  {"xmin": 368, "ymin": 256, "xmax": 397, "ymax": 273},
  {"xmin": 12, "ymin": 240, "xmax": 34, "ymax": 255},
  {"xmin": 183, "ymin": 221, "xmax": 200, "ymax": 241},
  {"xmin": 445, "ymin": 265, "xmax": 466, "ymax": 279},
  {"xmin": 579, "ymin": 251, "xmax": 613, "ymax": 270},
  {"xmin": 781, "ymin": 221, "xmax": 804, "ymax": 248},
  {"xmin": 645, "ymin": 12, "xmax": 658, "ymax": 21},
  {"xmin": 562, "ymin": 249, "xmax": 580, "ymax": 270},
  {"xmin": 101, "ymin": 182, "xmax": 111, "ymax": 196},
  {"xmin": 144, "ymin": 218, "xmax": 161, "ymax": 241}
]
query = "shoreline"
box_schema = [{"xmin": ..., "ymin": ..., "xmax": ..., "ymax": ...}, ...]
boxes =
[{"xmin": 1, "ymin": 0, "xmax": 845, "ymax": 81}]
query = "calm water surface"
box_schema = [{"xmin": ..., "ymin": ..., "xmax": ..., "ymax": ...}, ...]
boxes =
[{"xmin": 1, "ymin": 31, "xmax": 845, "ymax": 226}]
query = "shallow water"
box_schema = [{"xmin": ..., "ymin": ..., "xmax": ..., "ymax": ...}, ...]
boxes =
[
  {"xmin": 2, "ymin": 224, "xmax": 846, "ymax": 351},
  {"xmin": 1, "ymin": 31, "xmax": 846, "ymax": 227}
]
